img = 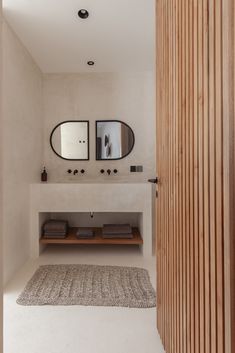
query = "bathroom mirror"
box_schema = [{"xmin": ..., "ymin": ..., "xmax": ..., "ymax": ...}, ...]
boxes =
[
  {"xmin": 96, "ymin": 120, "xmax": 135, "ymax": 160},
  {"xmin": 50, "ymin": 121, "xmax": 89, "ymax": 160}
]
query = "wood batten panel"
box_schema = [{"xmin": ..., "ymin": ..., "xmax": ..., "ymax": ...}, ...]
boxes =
[
  {"xmin": 193, "ymin": 1, "xmax": 200, "ymax": 352},
  {"xmin": 203, "ymin": 0, "xmax": 210, "ymax": 352},
  {"xmin": 215, "ymin": 2, "xmax": 224, "ymax": 352},
  {"xmin": 156, "ymin": 0, "xmax": 234, "ymax": 352},
  {"xmin": 208, "ymin": 0, "xmax": 217, "ymax": 352},
  {"xmin": 188, "ymin": 1, "xmax": 195, "ymax": 352}
]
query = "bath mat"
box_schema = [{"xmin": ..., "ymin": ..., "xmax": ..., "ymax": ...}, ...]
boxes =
[{"xmin": 16, "ymin": 264, "xmax": 156, "ymax": 308}]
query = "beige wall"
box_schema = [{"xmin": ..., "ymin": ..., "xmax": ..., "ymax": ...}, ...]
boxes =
[
  {"xmin": 43, "ymin": 72, "xmax": 156, "ymax": 182},
  {"xmin": 2, "ymin": 22, "xmax": 43, "ymax": 284}
]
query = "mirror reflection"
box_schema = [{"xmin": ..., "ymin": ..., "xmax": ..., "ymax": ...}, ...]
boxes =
[
  {"xmin": 96, "ymin": 120, "xmax": 135, "ymax": 160},
  {"xmin": 50, "ymin": 121, "xmax": 89, "ymax": 160}
]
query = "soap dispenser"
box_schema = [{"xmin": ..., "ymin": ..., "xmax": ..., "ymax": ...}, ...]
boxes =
[{"xmin": 41, "ymin": 167, "xmax": 47, "ymax": 182}]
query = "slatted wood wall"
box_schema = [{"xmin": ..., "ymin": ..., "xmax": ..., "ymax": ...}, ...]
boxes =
[{"xmin": 156, "ymin": 0, "xmax": 235, "ymax": 352}]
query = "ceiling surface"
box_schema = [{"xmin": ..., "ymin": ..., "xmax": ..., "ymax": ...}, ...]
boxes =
[{"xmin": 3, "ymin": 0, "xmax": 155, "ymax": 73}]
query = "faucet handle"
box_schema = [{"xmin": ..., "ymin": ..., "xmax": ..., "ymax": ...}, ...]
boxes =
[
  {"xmin": 113, "ymin": 169, "xmax": 118, "ymax": 174},
  {"xmin": 67, "ymin": 169, "xmax": 72, "ymax": 174},
  {"xmin": 80, "ymin": 169, "xmax": 85, "ymax": 174},
  {"xmin": 100, "ymin": 169, "xmax": 105, "ymax": 174}
]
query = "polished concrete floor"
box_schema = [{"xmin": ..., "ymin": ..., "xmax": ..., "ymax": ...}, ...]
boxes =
[{"xmin": 4, "ymin": 245, "xmax": 165, "ymax": 353}]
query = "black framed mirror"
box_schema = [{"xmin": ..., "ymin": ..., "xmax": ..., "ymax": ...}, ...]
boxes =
[
  {"xmin": 50, "ymin": 120, "xmax": 89, "ymax": 160},
  {"xmin": 96, "ymin": 120, "xmax": 135, "ymax": 160}
]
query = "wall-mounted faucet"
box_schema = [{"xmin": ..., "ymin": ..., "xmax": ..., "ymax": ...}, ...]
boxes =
[
  {"xmin": 100, "ymin": 169, "xmax": 118, "ymax": 175},
  {"xmin": 67, "ymin": 169, "xmax": 86, "ymax": 175}
]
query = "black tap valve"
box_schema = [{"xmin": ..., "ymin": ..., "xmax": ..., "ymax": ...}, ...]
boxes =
[
  {"xmin": 80, "ymin": 169, "xmax": 85, "ymax": 174},
  {"xmin": 107, "ymin": 169, "xmax": 111, "ymax": 175},
  {"xmin": 67, "ymin": 169, "xmax": 72, "ymax": 174},
  {"xmin": 100, "ymin": 169, "xmax": 105, "ymax": 174},
  {"xmin": 113, "ymin": 169, "xmax": 118, "ymax": 174}
]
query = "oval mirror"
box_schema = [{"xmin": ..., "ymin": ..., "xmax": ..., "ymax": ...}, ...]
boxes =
[
  {"xmin": 96, "ymin": 120, "xmax": 135, "ymax": 160},
  {"xmin": 50, "ymin": 121, "xmax": 89, "ymax": 160}
]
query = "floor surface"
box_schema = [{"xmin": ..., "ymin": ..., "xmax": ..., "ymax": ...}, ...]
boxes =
[{"xmin": 4, "ymin": 245, "xmax": 165, "ymax": 353}]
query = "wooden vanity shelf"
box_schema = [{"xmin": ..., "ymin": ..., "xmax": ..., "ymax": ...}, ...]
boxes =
[{"xmin": 40, "ymin": 227, "xmax": 143, "ymax": 245}]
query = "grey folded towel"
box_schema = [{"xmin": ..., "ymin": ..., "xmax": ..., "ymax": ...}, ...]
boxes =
[
  {"xmin": 102, "ymin": 233, "xmax": 133, "ymax": 239},
  {"xmin": 102, "ymin": 224, "xmax": 132, "ymax": 235},
  {"xmin": 77, "ymin": 235, "xmax": 94, "ymax": 239},
  {"xmin": 76, "ymin": 228, "xmax": 94, "ymax": 238},
  {"xmin": 44, "ymin": 231, "xmax": 67, "ymax": 236},
  {"xmin": 43, "ymin": 220, "xmax": 68, "ymax": 232},
  {"xmin": 43, "ymin": 233, "xmax": 67, "ymax": 239}
]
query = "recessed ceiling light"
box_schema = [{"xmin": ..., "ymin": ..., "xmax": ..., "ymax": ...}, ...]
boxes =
[
  {"xmin": 87, "ymin": 61, "xmax": 95, "ymax": 66},
  {"xmin": 78, "ymin": 9, "xmax": 89, "ymax": 19}
]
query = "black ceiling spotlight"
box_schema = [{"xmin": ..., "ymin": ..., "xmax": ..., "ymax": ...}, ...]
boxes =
[
  {"xmin": 87, "ymin": 61, "xmax": 95, "ymax": 66},
  {"xmin": 78, "ymin": 9, "xmax": 89, "ymax": 19}
]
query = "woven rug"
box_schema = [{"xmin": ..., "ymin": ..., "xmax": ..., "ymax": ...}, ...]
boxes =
[{"xmin": 17, "ymin": 264, "xmax": 156, "ymax": 308}]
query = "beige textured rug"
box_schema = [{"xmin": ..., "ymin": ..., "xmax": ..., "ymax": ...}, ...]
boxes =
[{"xmin": 17, "ymin": 264, "xmax": 156, "ymax": 308}]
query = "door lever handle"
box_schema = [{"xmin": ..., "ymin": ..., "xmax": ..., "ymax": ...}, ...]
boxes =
[{"xmin": 148, "ymin": 177, "xmax": 159, "ymax": 184}]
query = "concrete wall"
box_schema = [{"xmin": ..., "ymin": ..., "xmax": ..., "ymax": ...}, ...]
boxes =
[
  {"xmin": 43, "ymin": 72, "xmax": 156, "ymax": 182},
  {"xmin": 2, "ymin": 22, "xmax": 43, "ymax": 284}
]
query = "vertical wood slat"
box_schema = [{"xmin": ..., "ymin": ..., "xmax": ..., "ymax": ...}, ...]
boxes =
[
  {"xmin": 156, "ymin": 0, "xmax": 234, "ymax": 352},
  {"xmin": 222, "ymin": 1, "xmax": 235, "ymax": 353},
  {"xmin": 193, "ymin": 2, "xmax": 200, "ymax": 353},
  {"xmin": 189, "ymin": 0, "xmax": 195, "ymax": 352}
]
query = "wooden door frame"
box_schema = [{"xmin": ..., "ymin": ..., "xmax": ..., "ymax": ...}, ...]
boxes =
[{"xmin": 223, "ymin": 1, "xmax": 235, "ymax": 352}]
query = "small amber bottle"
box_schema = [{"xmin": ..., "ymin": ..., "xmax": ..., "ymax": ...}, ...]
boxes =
[{"xmin": 41, "ymin": 167, "xmax": 47, "ymax": 182}]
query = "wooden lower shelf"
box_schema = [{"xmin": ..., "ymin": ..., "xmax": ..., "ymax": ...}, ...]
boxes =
[{"xmin": 40, "ymin": 227, "xmax": 143, "ymax": 245}]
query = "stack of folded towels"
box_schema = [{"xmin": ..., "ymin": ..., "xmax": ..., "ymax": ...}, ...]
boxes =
[
  {"xmin": 42, "ymin": 220, "xmax": 68, "ymax": 239},
  {"xmin": 76, "ymin": 228, "xmax": 94, "ymax": 239},
  {"xmin": 102, "ymin": 224, "xmax": 133, "ymax": 239}
]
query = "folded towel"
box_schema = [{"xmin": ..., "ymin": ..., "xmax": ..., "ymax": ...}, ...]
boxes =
[
  {"xmin": 43, "ymin": 220, "xmax": 68, "ymax": 232},
  {"xmin": 77, "ymin": 235, "xmax": 94, "ymax": 239},
  {"xmin": 77, "ymin": 228, "xmax": 94, "ymax": 236},
  {"xmin": 102, "ymin": 233, "xmax": 133, "ymax": 239},
  {"xmin": 44, "ymin": 231, "xmax": 67, "ymax": 236},
  {"xmin": 43, "ymin": 234, "xmax": 67, "ymax": 239},
  {"xmin": 102, "ymin": 224, "xmax": 132, "ymax": 235},
  {"xmin": 76, "ymin": 228, "xmax": 94, "ymax": 239}
]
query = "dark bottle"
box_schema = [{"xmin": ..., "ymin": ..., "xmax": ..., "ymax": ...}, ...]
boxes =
[{"xmin": 41, "ymin": 167, "xmax": 47, "ymax": 182}]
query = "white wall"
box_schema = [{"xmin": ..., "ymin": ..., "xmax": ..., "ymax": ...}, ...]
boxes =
[
  {"xmin": 43, "ymin": 72, "xmax": 156, "ymax": 182},
  {"xmin": 2, "ymin": 22, "xmax": 43, "ymax": 284}
]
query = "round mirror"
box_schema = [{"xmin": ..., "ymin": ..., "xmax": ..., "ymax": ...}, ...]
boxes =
[
  {"xmin": 96, "ymin": 120, "xmax": 135, "ymax": 160},
  {"xmin": 50, "ymin": 121, "xmax": 89, "ymax": 160}
]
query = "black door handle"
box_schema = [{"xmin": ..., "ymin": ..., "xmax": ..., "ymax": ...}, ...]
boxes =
[{"xmin": 148, "ymin": 177, "xmax": 159, "ymax": 184}]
